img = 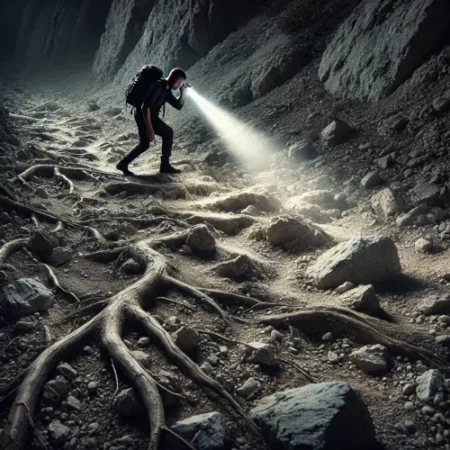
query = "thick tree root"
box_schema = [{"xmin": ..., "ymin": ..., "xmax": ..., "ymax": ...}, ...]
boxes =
[
  {"xmin": 257, "ymin": 307, "xmax": 448, "ymax": 369},
  {"xmin": 0, "ymin": 238, "xmax": 30, "ymax": 266},
  {"xmin": 53, "ymin": 168, "xmax": 75, "ymax": 194},
  {"xmin": 42, "ymin": 264, "xmax": 80, "ymax": 304},
  {"xmin": 2, "ymin": 239, "xmax": 262, "ymax": 450}
]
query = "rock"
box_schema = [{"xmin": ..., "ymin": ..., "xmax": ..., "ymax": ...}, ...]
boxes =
[
  {"xmin": 334, "ymin": 282, "xmax": 354, "ymax": 295},
  {"xmin": 321, "ymin": 119, "xmax": 353, "ymax": 146},
  {"xmin": 340, "ymin": 285, "xmax": 381, "ymax": 314},
  {"xmin": 318, "ymin": 0, "xmax": 450, "ymax": 101},
  {"xmin": 66, "ymin": 396, "xmax": 81, "ymax": 411},
  {"xmin": 244, "ymin": 342, "xmax": 279, "ymax": 367},
  {"xmin": 402, "ymin": 383, "xmax": 416, "ymax": 396},
  {"xmin": 1, "ymin": 278, "xmax": 54, "ymax": 318},
  {"xmin": 186, "ymin": 224, "xmax": 216, "ymax": 254},
  {"xmin": 435, "ymin": 335, "xmax": 450, "ymax": 347},
  {"xmin": 35, "ymin": 187, "xmax": 49, "ymax": 198},
  {"xmin": 307, "ymin": 236, "xmax": 401, "ymax": 289},
  {"xmin": 56, "ymin": 363, "xmax": 78, "ymax": 381},
  {"xmin": 200, "ymin": 361, "xmax": 214, "ymax": 375},
  {"xmin": 416, "ymin": 369, "xmax": 444, "ymax": 403},
  {"xmin": 288, "ymin": 140, "xmax": 317, "ymax": 161},
  {"xmin": 322, "ymin": 332, "xmax": 334, "ymax": 342},
  {"xmin": 43, "ymin": 376, "xmax": 69, "ymax": 405},
  {"xmin": 15, "ymin": 316, "xmax": 37, "ymax": 333},
  {"xmin": 361, "ymin": 171, "xmax": 384, "ymax": 189},
  {"xmin": 114, "ymin": 388, "xmax": 141, "ymax": 417},
  {"xmin": 271, "ymin": 329, "xmax": 283, "ymax": 341},
  {"xmin": 171, "ymin": 412, "xmax": 226, "ymax": 450},
  {"xmin": 414, "ymin": 238, "xmax": 433, "ymax": 253},
  {"xmin": 156, "ymin": 370, "xmax": 182, "ymax": 408},
  {"xmin": 87, "ymin": 99, "xmax": 100, "ymax": 112},
  {"xmin": 396, "ymin": 205, "xmax": 429, "ymax": 227},
  {"xmin": 298, "ymin": 190, "xmax": 337, "ymax": 209},
  {"xmin": 377, "ymin": 154, "xmax": 395, "ymax": 169},
  {"xmin": 378, "ymin": 114, "xmax": 408, "ymax": 135},
  {"xmin": 49, "ymin": 247, "xmax": 73, "ymax": 266},
  {"xmin": 214, "ymin": 254, "xmax": 264, "ymax": 280},
  {"xmin": 105, "ymin": 107, "xmax": 122, "ymax": 116},
  {"xmin": 130, "ymin": 350, "xmax": 152, "ymax": 369},
  {"xmin": 48, "ymin": 420, "xmax": 71, "ymax": 446},
  {"xmin": 87, "ymin": 381, "xmax": 98, "ymax": 394},
  {"xmin": 137, "ymin": 336, "xmax": 150, "ymax": 347},
  {"xmin": 371, "ymin": 188, "xmax": 400, "ymax": 217},
  {"xmin": 251, "ymin": 383, "xmax": 377, "ymax": 450},
  {"xmin": 417, "ymin": 294, "xmax": 450, "ymax": 315},
  {"xmin": 120, "ymin": 258, "xmax": 142, "ymax": 275},
  {"xmin": 262, "ymin": 216, "xmax": 332, "ymax": 250},
  {"xmin": 30, "ymin": 230, "xmax": 58, "ymax": 254},
  {"xmin": 237, "ymin": 377, "xmax": 260, "ymax": 398},
  {"xmin": 173, "ymin": 326, "xmax": 200, "ymax": 353},
  {"xmin": 432, "ymin": 96, "xmax": 450, "ymax": 114},
  {"xmin": 410, "ymin": 181, "xmax": 441, "ymax": 206},
  {"xmin": 241, "ymin": 205, "xmax": 260, "ymax": 216},
  {"xmin": 350, "ymin": 345, "xmax": 389, "ymax": 373}
]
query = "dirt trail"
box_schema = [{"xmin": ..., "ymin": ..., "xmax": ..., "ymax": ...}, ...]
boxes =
[{"xmin": 0, "ymin": 92, "xmax": 449, "ymax": 450}]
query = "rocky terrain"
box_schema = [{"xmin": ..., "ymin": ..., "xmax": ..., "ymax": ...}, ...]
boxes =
[{"xmin": 1, "ymin": 0, "xmax": 450, "ymax": 450}]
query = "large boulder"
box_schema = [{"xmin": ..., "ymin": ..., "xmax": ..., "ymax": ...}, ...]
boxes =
[
  {"xmin": 1, "ymin": 278, "xmax": 54, "ymax": 318},
  {"xmin": 171, "ymin": 412, "xmax": 226, "ymax": 450},
  {"xmin": 251, "ymin": 383, "xmax": 377, "ymax": 450},
  {"xmin": 318, "ymin": 0, "xmax": 450, "ymax": 101},
  {"xmin": 307, "ymin": 236, "xmax": 401, "ymax": 289}
]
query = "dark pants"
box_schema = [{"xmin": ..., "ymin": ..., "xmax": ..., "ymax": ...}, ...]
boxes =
[{"xmin": 123, "ymin": 108, "xmax": 173, "ymax": 164}]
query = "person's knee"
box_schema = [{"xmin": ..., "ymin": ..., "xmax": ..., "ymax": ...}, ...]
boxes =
[
  {"xmin": 140, "ymin": 140, "xmax": 150, "ymax": 151},
  {"xmin": 165, "ymin": 126, "xmax": 174, "ymax": 139}
]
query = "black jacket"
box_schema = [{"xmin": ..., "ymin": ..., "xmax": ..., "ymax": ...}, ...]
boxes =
[{"xmin": 143, "ymin": 79, "xmax": 183, "ymax": 115}]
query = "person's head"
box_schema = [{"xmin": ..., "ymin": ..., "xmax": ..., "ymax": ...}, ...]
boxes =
[{"xmin": 167, "ymin": 67, "xmax": 187, "ymax": 90}]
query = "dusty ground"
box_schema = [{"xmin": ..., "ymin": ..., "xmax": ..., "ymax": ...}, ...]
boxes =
[{"xmin": 0, "ymin": 73, "xmax": 449, "ymax": 450}]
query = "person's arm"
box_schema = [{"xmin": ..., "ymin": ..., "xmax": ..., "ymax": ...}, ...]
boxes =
[
  {"xmin": 143, "ymin": 107, "xmax": 155, "ymax": 141},
  {"xmin": 167, "ymin": 85, "xmax": 186, "ymax": 111}
]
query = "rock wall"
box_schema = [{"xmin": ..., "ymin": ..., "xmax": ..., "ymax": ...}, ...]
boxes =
[
  {"xmin": 0, "ymin": 0, "xmax": 28, "ymax": 63},
  {"xmin": 93, "ymin": 0, "xmax": 157, "ymax": 80},
  {"xmin": 113, "ymin": 0, "xmax": 257, "ymax": 85},
  {"xmin": 318, "ymin": 0, "xmax": 450, "ymax": 102}
]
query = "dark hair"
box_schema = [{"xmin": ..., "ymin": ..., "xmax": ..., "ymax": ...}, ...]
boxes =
[{"xmin": 168, "ymin": 68, "xmax": 187, "ymax": 81}]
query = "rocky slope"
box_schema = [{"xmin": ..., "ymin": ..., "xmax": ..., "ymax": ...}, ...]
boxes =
[{"xmin": 1, "ymin": 1, "xmax": 450, "ymax": 450}]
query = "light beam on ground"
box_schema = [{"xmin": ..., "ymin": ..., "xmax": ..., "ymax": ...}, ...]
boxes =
[{"xmin": 188, "ymin": 88, "xmax": 276, "ymax": 171}]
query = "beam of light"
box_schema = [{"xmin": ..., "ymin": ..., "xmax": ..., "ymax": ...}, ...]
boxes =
[{"xmin": 187, "ymin": 88, "xmax": 277, "ymax": 171}]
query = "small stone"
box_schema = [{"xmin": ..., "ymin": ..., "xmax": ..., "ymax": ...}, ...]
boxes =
[
  {"xmin": 415, "ymin": 238, "xmax": 433, "ymax": 253},
  {"xmin": 83, "ymin": 346, "xmax": 94, "ymax": 355},
  {"xmin": 335, "ymin": 282, "xmax": 354, "ymax": 295},
  {"xmin": 361, "ymin": 172, "xmax": 384, "ymax": 189},
  {"xmin": 48, "ymin": 420, "xmax": 70, "ymax": 446},
  {"xmin": 173, "ymin": 326, "xmax": 200, "ymax": 353},
  {"xmin": 66, "ymin": 396, "xmax": 81, "ymax": 411},
  {"xmin": 404, "ymin": 401, "xmax": 415, "ymax": 411},
  {"xmin": 422, "ymin": 405, "xmax": 435, "ymax": 415},
  {"xmin": 35, "ymin": 187, "xmax": 49, "ymax": 199},
  {"xmin": 403, "ymin": 383, "xmax": 416, "ymax": 396},
  {"xmin": 244, "ymin": 342, "xmax": 278, "ymax": 367},
  {"xmin": 114, "ymin": 388, "xmax": 141, "ymax": 417},
  {"xmin": 186, "ymin": 225, "xmax": 216, "ymax": 254},
  {"xmin": 200, "ymin": 362, "xmax": 214, "ymax": 375},
  {"xmin": 241, "ymin": 205, "xmax": 260, "ymax": 216},
  {"xmin": 350, "ymin": 344, "xmax": 389, "ymax": 373},
  {"xmin": 137, "ymin": 337, "xmax": 150, "ymax": 347},
  {"xmin": 270, "ymin": 330, "xmax": 283, "ymax": 341},
  {"xmin": 321, "ymin": 119, "xmax": 353, "ymax": 146},
  {"xmin": 120, "ymin": 258, "xmax": 142, "ymax": 275},
  {"xmin": 87, "ymin": 382, "xmax": 98, "ymax": 394},
  {"xmin": 237, "ymin": 377, "xmax": 260, "ymax": 398},
  {"xmin": 322, "ymin": 332, "xmax": 334, "ymax": 342},
  {"xmin": 56, "ymin": 363, "xmax": 78, "ymax": 381}
]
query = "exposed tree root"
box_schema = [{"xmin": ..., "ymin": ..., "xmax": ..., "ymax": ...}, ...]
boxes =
[
  {"xmin": 84, "ymin": 226, "xmax": 108, "ymax": 247},
  {"xmin": 0, "ymin": 238, "xmax": 30, "ymax": 266},
  {"xmin": 53, "ymin": 168, "xmax": 74, "ymax": 194},
  {"xmin": 42, "ymin": 264, "xmax": 80, "ymax": 304},
  {"xmin": 2, "ymin": 238, "xmax": 262, "ymax": 450},
  {"xmin": 257, "ymin": 307, "xmax": 448, "ymax": 369},
  {"xmin": 0, "ymin": 196, "xmax": 82, "ymax": 229},
  {"xmin": 164, "ymin": 276, "xmax": 229, "ymax": 322},
  {"xmin": 154, "ymin": 296, "xmax": 197, "ymax": 312},
  {"xmin": 81, "ymin": 247, "xmax": 127, "ymax": 263}
]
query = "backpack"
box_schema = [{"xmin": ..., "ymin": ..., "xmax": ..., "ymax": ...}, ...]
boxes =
[{"xmin": 125, "ymin": 65, "xmax": 164, "ymax": 108}]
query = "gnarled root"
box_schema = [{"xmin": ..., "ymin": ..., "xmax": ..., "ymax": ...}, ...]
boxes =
[{"xmin": 257, "ymin": 307, "xmax": 447, "ymax": 369}]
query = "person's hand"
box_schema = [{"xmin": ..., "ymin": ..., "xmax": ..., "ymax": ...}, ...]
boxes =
[{"xmin": 147, "ymin": 129, "xmax": 155, "ymax": 142}]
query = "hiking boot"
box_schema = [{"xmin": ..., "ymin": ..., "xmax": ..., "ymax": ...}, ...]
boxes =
[
  {"xmin": 160, "ymin": 159, "xmax": 181, "ymax": 174},
  {"xmin": 116, "ymin": 160, "xmax": 135, "ymax": 176}
]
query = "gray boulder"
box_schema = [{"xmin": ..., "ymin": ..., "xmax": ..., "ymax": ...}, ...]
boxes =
[
  {"xmin": 361, "ymin": 172, "xmax": 384, "ymax": 189},
  {"xmin": 244, "ymin": 341, "xmax": 279, "ymax": 367},
  {"xmin": 251, "ymin": 383, "xmax": 377, "ymax": 450},
  {"xmin": 1, "ymin": 278, "xmax": 54, "ymax": 318},
  {"xmin": 340, "ymin": 285, "xmax": 381, "ymax": 314},
  {"xmin": 350, "ymin": 345, "xmax": 389, "ymax": 373},
  {"xmin": 171, "ymin": 412, "xmax": 226, "ymax": 450},
  {"xmin": 417, "ymin": 294, "xmax": 450, "ymax": 316},
  {"xmin": 318, "ymin": 0, "xmax": 450, "ymax": 101},
  {"xmin": 308, "ymin": 236, "xmax": 401, "ymax": 289},
  {"xmin": 371, "ymin": 188, "xmax": 400, "ymax": 217},
  {"xmin": 416, "ymin": 370, "xmax": 444, "ymax": 403},
  {"xmin": 186, "ymin": 224, "xmax": 216, "ymax": 254},
  {"xmin": 172, "ymin": 326, "xmax": 200, "ymax": 353},
  {"xmin": 321, "ymin": 119, "xmax": 353, "ymax": 146}
]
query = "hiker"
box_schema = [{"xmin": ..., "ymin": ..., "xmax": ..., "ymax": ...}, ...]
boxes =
[{"xmin": 116, "ymin": 67, "xmax": 188, "ymax": 175}]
